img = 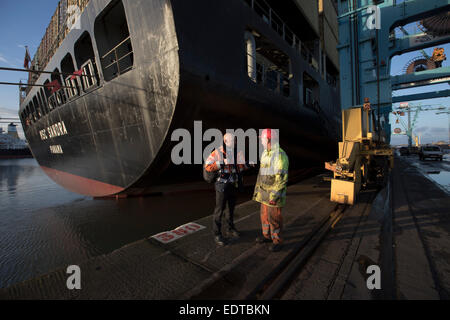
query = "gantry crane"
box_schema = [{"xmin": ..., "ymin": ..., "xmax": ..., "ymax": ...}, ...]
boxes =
[
  {"xmin": 392, "ymin": 104, "xmax": 448, "ymax": 147},
  {"xmin": 325, "ymin": 0, "xmax": 449, "ymax": 205},
  {"xmin": 337, "ymin": 0, "xmax": 449, "ymax": 144}
]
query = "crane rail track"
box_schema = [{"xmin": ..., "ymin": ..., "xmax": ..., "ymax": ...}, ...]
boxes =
[{"xmin": 247, "ymin": 203, "xmax": 348, "ymax": 300}]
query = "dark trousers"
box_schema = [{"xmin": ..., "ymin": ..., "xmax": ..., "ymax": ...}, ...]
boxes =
[{"xmin": 213, "ymin": 182, "xmax": 237, "ymax": 236}]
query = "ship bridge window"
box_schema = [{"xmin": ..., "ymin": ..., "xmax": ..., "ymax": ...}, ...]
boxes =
[
  {"xmin": 32, "ymin": 100, "xmax": 39, "ymax": 122},
  {"xmin": 43, "ymin": 80, "xmax": 50, "ymax": 98},
  {"xmin": 74, "ymin": 32, "xmax": 99, "ymax": 91},
  {"xmin": 45, "ymin": 79, "xmax": 57, "ymax": 111},
  {"xmin": 34, "ymin": 95, "xmax": 43, "ymax": 119},
  {"xmin": 32, "ymin": 97, "xmax": 41, "ymax": 120},
  {"xmin": 61, "ymin": 53, "xmax": 80, "ymax": 99},
  {"xmin": 303, "ymin": 72, "xmax": 320, "ymax": 111},
  {"xmin": 51, "ymin": 68, "xmax": 66, "ymax": 106},
  {"xmin": 36, "ymin": 91, "xmax": 45, "ymax": 116},
  {"xmin": 25, "ymin": 104, "xmax": 32, "ymax": 124},
  {"xmin": 22, "ymin": 107, "xmax": 29, "ymax": 126},
  {"xmin": 39, "ymin": 88, "xmax": 49, "ymax": 115},
  {"xmin": 325, "ymin": 57, "xmax": 338, "ymax": 89},
  {"xmin": 20, "ymin": 111, "xmax": 26, "ymax": 126},
  {"xmin": 30, "ymin": 104, "xmax": 36, "ymax": 122},
  {"xmin": 94, "ymin": 0, "xmax": 134, "ymax": 82},
  {"xmin": 246, "ymin": 29, "xmax": 291, "ymax": 97},
  {"xmin": 27, "ymin": 103, "xmax": 34, "ymax": 124}
]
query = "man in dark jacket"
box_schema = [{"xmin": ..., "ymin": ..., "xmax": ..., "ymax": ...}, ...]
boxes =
[{"xmin": 205, "ymin": 133, "xmax": 248, "ymax": 246}]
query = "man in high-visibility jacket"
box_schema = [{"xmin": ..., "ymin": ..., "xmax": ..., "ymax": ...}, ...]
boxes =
[
  {"xmin": 253, "ymin": 128, "xmax": 289, "ymax": 252},
  {"xmin": 205, "ymin": 133, "xmax": 248, "ymax": 246}
]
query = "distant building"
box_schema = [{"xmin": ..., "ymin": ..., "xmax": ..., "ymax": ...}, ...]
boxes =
[
  {"xmin": 435, "ymin": 141, "xmax": 449, "ymax": 150},
  {"xmin": 7, "ymin": 123, "xmax": 19, "ymax": 139},
  {"xmin": 0, "ymin": 123, "xmax": 28, "ymax": 150}
]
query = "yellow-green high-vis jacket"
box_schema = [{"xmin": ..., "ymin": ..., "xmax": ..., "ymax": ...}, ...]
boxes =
[{"xmin": 253, "ymin": 144, "xmax": 289, "ymax": 207}]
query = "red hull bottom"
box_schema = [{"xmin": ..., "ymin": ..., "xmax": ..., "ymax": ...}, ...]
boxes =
[{"xmin": 40, "ymin": 165, "xmax": 125, "ymax": 197}]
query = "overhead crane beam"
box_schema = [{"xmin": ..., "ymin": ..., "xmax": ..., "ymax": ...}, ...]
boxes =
[
  {"xmin": 392, "ymin": 89, "xmax": 450, "ymax": 103},
  {"xmin": 390, "ymin": 34, "xmax": 450, "ymax": 58},
  {"xmin": 391, "ymin": 67, "xmax": 450, "ymax": 90}
]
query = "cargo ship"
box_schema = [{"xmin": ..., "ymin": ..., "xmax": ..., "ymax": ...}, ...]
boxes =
[
  {"xmin": 19, "ymin": 0, "xmax": 341, "ymax": 197},
  {"xmin": 0, "ymin": 124, "xmax": 31, "ymax": 159}
]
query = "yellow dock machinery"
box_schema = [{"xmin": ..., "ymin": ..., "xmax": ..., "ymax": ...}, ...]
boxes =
[{"xmin": 325, "ymin": 104, "xmax": 393, "ymax": 205}]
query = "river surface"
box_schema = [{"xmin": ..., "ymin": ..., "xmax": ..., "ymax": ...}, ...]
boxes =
[{"xmin": 0, "ymin": 158, "xmax": 252, "ymax": 289}]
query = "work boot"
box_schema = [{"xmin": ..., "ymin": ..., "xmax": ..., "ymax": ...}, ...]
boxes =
[
  {"xmin": 255, "ymin": 236, "xmax": 272, "ymax": 244},
  {"xmin": 227, "ymin": 228, "xmax": 240, "ymax": 239},
  {"xmin": 269, "ymin": 243, "xmax": 282, "ymax": 252},
  {"xmin": 214, "ymin": 235, "xmax": 226, "ymax": 246}
]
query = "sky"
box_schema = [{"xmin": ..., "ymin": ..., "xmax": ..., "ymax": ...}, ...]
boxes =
[
  {"xmin": 390, "ymin": 47, "xmax": 450, "ymax": 145},
  {"xmin": 389, "ymin": 21, "xmax": 450, "ymax": 145},
  {"xmin": 0, "ymin": 0, "xmax": 60, "ymax": 138},
  {"xmin": 0, "ymin": 0, "xmax": 448, "ymax": 143}
]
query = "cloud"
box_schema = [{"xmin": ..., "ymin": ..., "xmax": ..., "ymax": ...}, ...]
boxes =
[
  {"xmin": 0, "ymin": 107, "xmax": 19, "ymax": 116},
  {"xmin": 429, "ymin": 127, "xmax": 448, "ymax": 135},
  {"xmin": 0, "ymin": 53, "xmax": 20, "ymax": 68},
  {"xmin": 17, "ymin": 44, "xmax": 37, "ymax": 52},
  {"xmin": 0, "ymin": 54, "xmax": 8, "ymax": 64},
  {"xmin": 391, "ymin": 125, "xmax": 449, "ymax": 145},
  {"xmin": 414, "ymin": 126, "xmax": 428, "ymax": 132}
]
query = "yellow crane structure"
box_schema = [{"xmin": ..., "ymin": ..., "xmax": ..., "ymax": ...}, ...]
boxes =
[{"xmin": 325, "ymin": 103, "xmax": 393, "ymax": 205}]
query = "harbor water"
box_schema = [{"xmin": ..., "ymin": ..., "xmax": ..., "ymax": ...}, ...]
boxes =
[{"xmin": 0, "ymin": 158, "xmax": 251, "ymax": 289}]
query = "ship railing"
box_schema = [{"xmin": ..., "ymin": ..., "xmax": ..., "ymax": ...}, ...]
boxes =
[
  {"xmin": 47, "ymin": 60, "xmax": 97, "ymax": 107},
  {"xmin": 48, "ymin": 94, "xmax": 58, "ymax": 111},
  {"xmin": 48, "ymin": 89, "xmax": 66, "ymax": 110},
  {"xmin": 101, "ymin": 36, "xmax": 133, "ymax": 79},
  {"xmin": 57, "ymin": 89, "xmax": 66, "ymax": 105},
  {"xmin": 65, "ymin": 76, "xmax": 80, "ymax": 99},
  {"xmin": 80, "ymin": 59, "xmax": 99, "ymax": 91},
  {"xmin": 243, "ymin": 0, "xmax": 319, "ymax": 72}
]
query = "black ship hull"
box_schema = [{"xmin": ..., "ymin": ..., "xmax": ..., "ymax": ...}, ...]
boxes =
[{"xmin": 19, "ymin": 0, "xmax": 341, "ymax": 197}]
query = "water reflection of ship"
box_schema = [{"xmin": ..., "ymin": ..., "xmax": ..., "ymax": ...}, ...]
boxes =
[{"xmin": 0, "ymin": 123, "xmax": 32, "ymax": 159}]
